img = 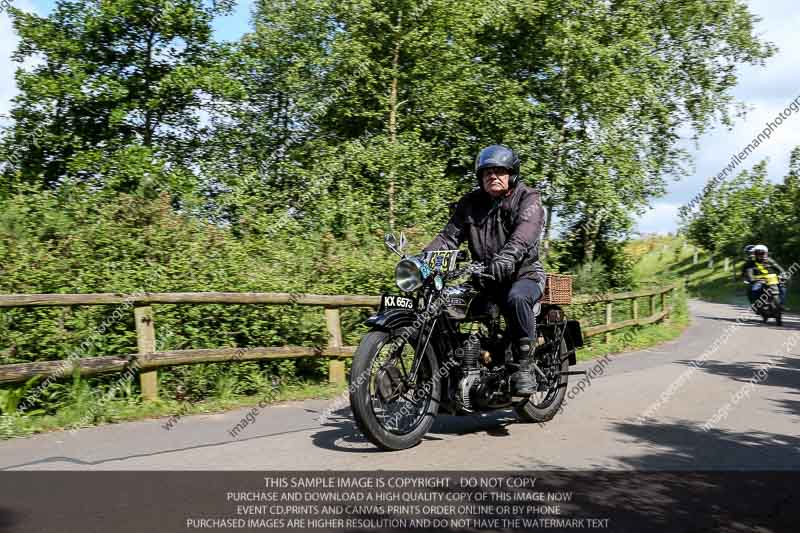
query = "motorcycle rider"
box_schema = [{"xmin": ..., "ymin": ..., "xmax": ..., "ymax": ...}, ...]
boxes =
[
  {"xmin": 743, "ymin": 244, "xmax": 786, "ymax": 307},
  {"xmin": 740, "ymin": 244, "xmax": 754, "ymax": 282},
  {"xmin": 423, "ymin": 144, "xmax": 545, "ymax": 396}
]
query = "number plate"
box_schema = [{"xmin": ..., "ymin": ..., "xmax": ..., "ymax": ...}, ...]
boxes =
[
  {"xmin": 380, "ymin": 294, "xmax": 416, "ymax": 311},
  {"xmin": 423, "ymin": 250, "xmax": 459, "ymax": 273}
]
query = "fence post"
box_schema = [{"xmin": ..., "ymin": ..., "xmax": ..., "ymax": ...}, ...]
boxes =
[
  {"xmin": 661, "ymin": 290, "xmax": 669, "ymax": 322},
  {"xmin": 134, "ymin": 304, "xmax": 158, "ymax": 401},
  {"xmin": 632, "ymin": 298, "xmax": 639, "ymax": 322},
  {"xmin": 670, "ymin": 286, "xmax": 678, "ymax": 316},
  {"xmin": 707, "ymin": 256, "xmax": 714, "ymax": 269},
  {"xmin": 693, "ymin": 250, "xmax": 698, "ymax": 264},
  {"xmin": 724, "ymin": 257, "xmax": 730, "ymax": 272},
  {"xmin": 325, "ymin": 307, "xmax": 346, "ymax": 385},
  {"xmin": 605, "ymin": 302, "xmax": 613, "ymax": 344},
  {"xmin": 650, "ymin": 294, "xmax": 657, "ymax": 316}
]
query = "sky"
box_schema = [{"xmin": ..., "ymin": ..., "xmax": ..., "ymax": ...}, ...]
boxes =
[{"xmin": 1, "ymin": 0, "xmax": 798, "ymax": 236}]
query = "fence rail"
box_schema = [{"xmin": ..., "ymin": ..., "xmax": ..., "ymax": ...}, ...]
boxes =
[{"xmin": 0, "ymin": 284, "xmax": 679, "ymax": 396}]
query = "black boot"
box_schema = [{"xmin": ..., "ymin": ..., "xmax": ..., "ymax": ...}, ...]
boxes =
[{"xmin": 511, "ymin": 337, "xmax": 536, "ymax": 396}]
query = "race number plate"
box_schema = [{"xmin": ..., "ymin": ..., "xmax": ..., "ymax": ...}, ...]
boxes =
[
  {"xmin": 423, "ymin": 250, "xmax": 460, "ymax": 273},
  {"xmin": 380, "ymin": 294, "xmax": 416, "ymax": 311}
]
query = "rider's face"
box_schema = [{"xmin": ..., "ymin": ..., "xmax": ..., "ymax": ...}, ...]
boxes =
[
  {"xmin": 482, "ymin": 167, "xmax": 511, "ymax": 197},
  {"xmin": 756, "ymin": 252, "xmax": 766, "ymax": 260}
]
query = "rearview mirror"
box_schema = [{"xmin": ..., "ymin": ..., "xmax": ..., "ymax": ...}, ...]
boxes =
[{"xmin": 384, "ymin": 232, "xmax": 402, "ymax": 257}]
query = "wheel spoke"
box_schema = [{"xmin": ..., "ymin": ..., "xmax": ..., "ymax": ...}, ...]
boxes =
[
  {"xmin": 399, "ymin": 391, "xmax": 423, "ymax": 406},
  {"xmin": 365, "ymin": 332, "xmax": 433, "ymax": 436}
]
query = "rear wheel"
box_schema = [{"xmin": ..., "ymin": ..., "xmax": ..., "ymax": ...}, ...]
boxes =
[
  {"xmin": 349, "ymin": 330, "xmax": 440, "ymax": 450},
  {"xmin": 515, "ymin": 335, "xmax": 569, "ymax": 423}
]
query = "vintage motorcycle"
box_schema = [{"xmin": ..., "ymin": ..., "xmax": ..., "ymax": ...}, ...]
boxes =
[
  {"xmin": 349, "ymin": 232, "xmax": 584, "ymax": 450},
  {"xmin": 746, "ymin": 275, "xmax": 783, "ymax": 326}
]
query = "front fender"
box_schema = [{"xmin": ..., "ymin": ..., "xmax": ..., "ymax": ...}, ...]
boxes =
[{"xmin": 364, "ymin": 308, "xmax": 420, "ymax": 331}]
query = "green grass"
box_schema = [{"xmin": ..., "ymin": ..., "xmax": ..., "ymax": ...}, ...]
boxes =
[
  {"xmin": 631, "ymin": 234, "xmax": 798, "ymax": 308},
  {"xmin": 1, "ymin": 380, "xmax": 347, "ymax": 440},
  {"xmin": 574, "ymin": 285, "xmax": 690, "ymax": 362},
  {"xmin": 564, "ymin": 236, "xmax": 693, "ymax": 362}
]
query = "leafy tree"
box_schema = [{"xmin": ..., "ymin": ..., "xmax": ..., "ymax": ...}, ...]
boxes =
[
  {"xmin": 1, "ymin": 0, "xmax": 239, "ymax": 199},
  {"xmin": 682, "ymin": 151, "xmax": 800, "ymax": 268}
]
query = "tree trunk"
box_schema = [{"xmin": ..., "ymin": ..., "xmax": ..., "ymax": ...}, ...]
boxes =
[
  {"xmin": 386, "ymin": 11, "xmax": 403, "ymax": 233},
  {"xmin": 582, "ymin": 213, "xmax": 603, "ymax": 263},
  {"xmin": 143, "ymin": 28, "xmax": 157, "ymax": 148},
  {"xmin": 542, "ymin": 200, "xmax": 554, "ymax": 258},
  {"xmin": 541, "ymin": 21, "xmax": 571, "ymax": 259}
]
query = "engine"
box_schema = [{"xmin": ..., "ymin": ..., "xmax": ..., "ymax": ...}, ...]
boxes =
[{"xmin": 454, "ymin": 330, "xmax": 510, "ymax": 412}]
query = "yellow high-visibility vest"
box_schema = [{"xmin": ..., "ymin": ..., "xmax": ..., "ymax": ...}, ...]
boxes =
[{"xmin": 753, "ymin": 262, "xmax": 780, "ymax": 285}]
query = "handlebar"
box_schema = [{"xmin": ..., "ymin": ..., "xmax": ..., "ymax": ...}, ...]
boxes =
[{"xmin": 446, "ymin": 261, "xmax": 494, "ymax": 281}]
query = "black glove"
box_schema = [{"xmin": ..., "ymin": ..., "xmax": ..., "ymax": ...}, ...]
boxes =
[{"xmin": 488, "ymin": 250, "xmax": 517, "ymax": 283}]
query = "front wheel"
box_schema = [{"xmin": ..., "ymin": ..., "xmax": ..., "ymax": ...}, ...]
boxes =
[
  {"xmin": 515, "ymin": 337, "xmax": 569, "ymax": 423},
  {"xmin": 349, "ymin": 330, "xmax": 440, "ymax": 450}
]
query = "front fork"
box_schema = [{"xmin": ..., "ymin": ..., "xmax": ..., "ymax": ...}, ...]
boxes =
[{"xmin": 406, "ymin": 289, "xmax": 445, "ymax": 385}]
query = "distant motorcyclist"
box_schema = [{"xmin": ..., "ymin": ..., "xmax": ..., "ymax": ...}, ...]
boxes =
[
  {"xmin": 743, "ymin": 244, "xmax": 786, "ymax": 307},
  {"xmin": 423, "ymin": 144, "xmax": 545, "ymax": 396},
  {"xmin": 740, "ymin": 244, "xmax": 754, "ymax": 281}
]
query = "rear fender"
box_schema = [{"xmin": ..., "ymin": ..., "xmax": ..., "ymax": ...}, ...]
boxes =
[{"xmin": 541, "ymin": 320, "xmax": 583, "ymax": 366}]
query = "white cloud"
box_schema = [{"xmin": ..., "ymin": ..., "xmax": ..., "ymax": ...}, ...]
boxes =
[
  {"xmin": 0, "ymin": 13, "xmax": 19, "ymax": 122},
  {"xmin": 0, "ymin": 1, "xmax": 37, "ymax": 124},
  {"xmin": 634, "ymin": 202, "xmax": 681, "ymax": 236},
  {"xmin": 635, "ymin": 0, "xmax": 800, "ymax": 234}
]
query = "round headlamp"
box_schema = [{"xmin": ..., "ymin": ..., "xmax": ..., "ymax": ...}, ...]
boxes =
[{"xmin": 395, "ymin": 257, "xmax": 425, "ymax": 292}]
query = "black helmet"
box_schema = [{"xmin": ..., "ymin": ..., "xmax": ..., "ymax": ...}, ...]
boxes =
[{"xmin": 475, "ymin": 144, "xmax": 521, "ymax": 189}]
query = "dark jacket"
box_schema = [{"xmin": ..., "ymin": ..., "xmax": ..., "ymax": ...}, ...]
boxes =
[
  {"xmin": 423, "ymin": 182, "xmax": 546, "ymax": 286},
  {"xmin": 743, "ymin": 257, "xmax": 785, "ymax": 283}
]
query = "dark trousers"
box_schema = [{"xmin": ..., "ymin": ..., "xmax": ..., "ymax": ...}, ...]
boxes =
[{"xmin": 497, "ymin": 278, "xmax": 543, "ymax": 342}]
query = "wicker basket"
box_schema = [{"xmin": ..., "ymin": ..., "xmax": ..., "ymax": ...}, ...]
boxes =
[{"xmin": 541, "ymin": 273, "xmax": 573, "ymax": 305}]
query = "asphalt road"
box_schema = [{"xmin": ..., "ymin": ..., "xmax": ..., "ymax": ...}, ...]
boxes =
[{"xmin": 2, "ymin": 299, "xmax": 799, "ymax": 471}]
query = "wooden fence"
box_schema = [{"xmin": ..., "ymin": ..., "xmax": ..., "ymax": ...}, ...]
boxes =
[{"xmin": 0, "ymin": 284, "xmax": 679, "ymax": 398}]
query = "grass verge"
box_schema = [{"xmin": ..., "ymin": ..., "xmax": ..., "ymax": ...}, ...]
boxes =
[
  {"xmin": 575, "ymin": 286, "xmax": 690, "ymax": 362},
  {"xmin": 1, "ymin": 380, "xmax": 348, "ymax": 440},
  {"xmin": 631, "ymin": 234, "xmax": 798, "ymax": 308}
]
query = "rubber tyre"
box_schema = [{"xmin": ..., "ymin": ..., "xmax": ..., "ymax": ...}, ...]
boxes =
[
  {"xmin": 349, "ymin": 330, "xmax": 440, "ymax": 451},
  {"xmin": 515, "ymin": 338, "xmax": 569, "ymax": 423}
]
